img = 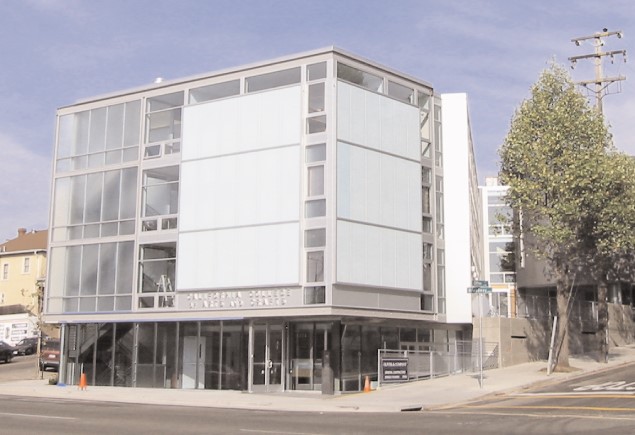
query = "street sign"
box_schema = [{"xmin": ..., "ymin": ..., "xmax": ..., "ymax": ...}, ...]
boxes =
[
  {"xmin": 381, "ymin": 358, "xmax": 409, "ymax": 383},
  {"xmin": 467, "ymin": 286, "xmax": 493, "ymax": 294},
  {"xmin": 472, "ymin": 280, "xmax": 489, "ymax": 287}
]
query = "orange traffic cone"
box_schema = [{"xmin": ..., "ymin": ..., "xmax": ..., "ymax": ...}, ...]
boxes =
[
  {"xmin": 363, "ymin": 375, "xmax": 371, "ymax": 393},
  {"xmin": 79, "ymin": 372, "xmax": 87, "ymax": 390}
]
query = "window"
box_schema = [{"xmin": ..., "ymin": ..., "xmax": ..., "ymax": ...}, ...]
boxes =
[
  {"xmin": 138, "ymin": 242, "xmax": 176, "ymax": 309},
  {"xmin": 141, "ymin": 166, "xmax": 179, "ymax": 232},
  {"xmin": 422, "ymin": 186, "xmax": 431, "ymax": 214},
  {"xmin": 307, "ymin": 251, "xmax": 324, "ymax": 282},
  {"xmin": 51, "ymin": 167, "xmax": 138, "ymax": 242},
  {"xmin": 304, "ymin": 286, "xmax": 325, "ymax": 304},
  {"xmin": 56, "ymin": 101, "xmax": 141, "ymax": 173},
  {"xmin": 307, "ymin": 166, "xmax": 325, "ymax": 197},
  {"xmin": 418, "ymin": 91, "xmax": 431, "ymax": 141},
  {"xmin": 306, "ymin": 143, "xmax": 326, "ymax": 163},
  {"xmin": 189, "ymin": 80, "xmax": 240, "ymax": 104},
  {"xmin": 337, "ymin": 63, "xmax": 383, "ymax": 92},
  {"xmin": 246, "ymin": 67, "xmax": 301, "ymax": 93},
  {"xmin": 23, "ymin": 258, "xmax": 30, "ymax": 274},
  {"xmin": 47, "ymin": 241, "xmax": 134, "ymax": 314},
  {"xmin": 307, "ymin": 115, "xmax": 326, "ymax": 134},
  {"xmin": 387, "ymin": 81, "xmax": 414, "ymax": 104},
  {"xmin": 305, "ymin": 199, "xmax": 326, "ymax": 218},
  {"xmin": 423, "ymin": 243, "xmax": 433, "ymax": 260},
  {"xmin": 305, "ymin": 229, "xmax": 326, "ymax": 248},
  {"xmin": 2, "ymin": 264, "xmax": 7, "ymax": 280},
  {"xmin": 307, "ymin": 62, "xmax": 326, "ymax": 81},
  {"xmin": 145, "ymin": 92, "xmax": 183, "ymax": 159},
  {"xmin": 434, "ymin": 101, "xmax": 443, "ymax": 167},
  {"xmin": 308, "ymin": 83, "xmax": 325, "ymax": 113},
  {"xmin": 422, "ymin": 167, "xmax": 432, "ymax": 184},
  {"xmin": 422, "ymin": 216, "xmax": 432, "ymax": 233}
]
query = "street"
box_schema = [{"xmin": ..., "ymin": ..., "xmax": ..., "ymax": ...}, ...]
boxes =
[
  {"xmin": 429, "ymin": 362, "xmax": 635, "ymax": 433},
  {"xmin": 1, "ymin": 361, "xmax": 635, "ymax": 434}
]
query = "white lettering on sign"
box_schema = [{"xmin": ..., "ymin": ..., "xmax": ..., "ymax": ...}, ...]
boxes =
[
  {"xmin": 184, "ymin": 288, "xmax": 294, "ymax": 310},
  {"xmin": 573, "ymin": 381, "xmax": 635, "ymax": 391}
]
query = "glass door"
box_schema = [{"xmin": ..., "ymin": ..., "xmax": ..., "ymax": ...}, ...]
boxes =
[{"xmin": 251, "ymin": 323, "xmax": 283, "ymax": 392}]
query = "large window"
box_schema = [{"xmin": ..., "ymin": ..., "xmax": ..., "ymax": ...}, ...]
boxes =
[
  {"xmin": 57, "ymin": 101, "xmax": 141, "ymax": 172},
  {"xmin": 47, "ymin": 241, "xmax": 134, "ymax": 313},
  {"xmin": 144, "ymin": 92, "xmax": 183, "ymax": 159},
  {"xmin": 337, "ymin": 63, "xmax": 383, "ymax": 93},
  {"xmin": 245, "ymin": 67, "xmax": 301, "ymax": 93},
  {"xmin": 141, "ymin": 166, "xmax": 179, "ymax": 232},
  {"xmin": 138, "ymin": 242, "xmax": 176, "ymax": 309},
  {"xmin": 189, "ymin": 80, "xmax": 240, "ymax": 104},
  {"xmin": 51, "ymin": 168, "xmax": 138, "ymax": 242}
]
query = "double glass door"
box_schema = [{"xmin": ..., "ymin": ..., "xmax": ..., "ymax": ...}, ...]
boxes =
[{"xmin": 251, "ymin": 323, "xmax": 283, "ymax": 392}]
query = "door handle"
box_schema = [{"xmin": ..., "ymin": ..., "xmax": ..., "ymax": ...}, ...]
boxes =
[{"xmin": 267, "ymin": 360, "xmax": 273, "ymax": 369}]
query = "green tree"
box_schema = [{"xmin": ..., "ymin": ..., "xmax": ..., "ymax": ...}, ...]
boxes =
[
  {"xmin": 498, "ymin": 62, "xmax": 634, "ymax": 370},
  {"xmin": 580, "ymin": 152, "xmax": 635, "ymax": 362}
]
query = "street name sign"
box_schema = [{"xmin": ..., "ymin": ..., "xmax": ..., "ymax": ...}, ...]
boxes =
[{"xmin": 467, "ymin": 286, "xmax": 493, "ymax": 294}]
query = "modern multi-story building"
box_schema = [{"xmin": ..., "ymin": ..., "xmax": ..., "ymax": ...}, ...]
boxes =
[
  {"xmin": 480, "ymin": 177, "xmax": 516, "ymax": 317},
  {"xmin": 44, "ymin": 47, "xmax": 480, "ymax": 393},
  {"xmin": 0, "ymin": 228, "xmax": 47, "ymax": 344}
]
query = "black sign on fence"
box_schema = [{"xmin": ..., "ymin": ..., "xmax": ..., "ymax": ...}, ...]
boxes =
[{"xmin": 381, "ymin": 358, "xmax": 409, "ymax": 383}]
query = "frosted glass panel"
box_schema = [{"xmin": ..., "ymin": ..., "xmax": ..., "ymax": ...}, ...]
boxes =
[
  {"xmin": 177, "ymin": 223, "xmax": 299, "ymax": 289},
  {"xmin": 337, "ymin": 82, "xmax": 419, "ymax": 160},
  {"xmin": 180, "ymin": 146, "xmax": 299, "ymax": 231},
  {"xmin": 337, "ymin": 142, "xmax": 421, "ymax": 232},
  {"xmin": 182, "ymin": 86, "xmax": 301, "ymax": 161},
  {"xmin": 336, "ymin": 220, "xmax": 422, "ymax": 290}
]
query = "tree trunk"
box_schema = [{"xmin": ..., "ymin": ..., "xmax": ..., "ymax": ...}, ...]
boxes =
[
  {"xmin": 554, "ymin": 272, "xmax": 570, "ymax": 370},
  {"xmin": 597, "ymin": 280, "xmax": 609, "ymax": 363}
]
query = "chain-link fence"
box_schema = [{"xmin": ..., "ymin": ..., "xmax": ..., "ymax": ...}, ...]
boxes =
[{"xmin": 377, "ymin": 340, "xmax": 498, "ymax": 387}]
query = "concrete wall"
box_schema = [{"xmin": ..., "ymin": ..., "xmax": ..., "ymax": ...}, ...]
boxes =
[{"xmin": 475, "ymin": 303, "xmax": 635, "ymax": 367}]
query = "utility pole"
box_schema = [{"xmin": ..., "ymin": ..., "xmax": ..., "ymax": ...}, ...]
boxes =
[{"xmin": 569, "ymin": 28, "xmax": 627, "ymax": 114}]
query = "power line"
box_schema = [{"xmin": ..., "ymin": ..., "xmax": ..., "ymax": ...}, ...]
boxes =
[{"xmin": 569, "ymin": 28, "xmax": 627, "ymax": 114}]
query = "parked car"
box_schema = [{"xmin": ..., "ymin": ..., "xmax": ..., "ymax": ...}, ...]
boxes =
[
  {"xmin": 13, "ymin": 336, "xmax": 38, "ymax": 356},
  {"xmin": 0, "ymin": 341, "xmax": 15, "ymax": 363},
  {"xmin": 39, "ymin": 339, "xmax": 60, "ymax": 372}
]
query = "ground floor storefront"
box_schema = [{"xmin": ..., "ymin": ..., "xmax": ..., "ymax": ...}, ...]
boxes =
[{"xmin": 58, "ymin": 318, "xmax": 466, "ymax": 393}]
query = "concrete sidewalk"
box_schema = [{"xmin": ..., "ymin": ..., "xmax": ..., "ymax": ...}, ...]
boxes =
[{"xmin": 2, "ymin": 346, "xmax": 634, "ymax": 413}]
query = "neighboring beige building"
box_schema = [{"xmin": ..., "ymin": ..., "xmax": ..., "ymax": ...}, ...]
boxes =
[{"xmin": 0, "ymin": 228, "xmax": 47, "ymax": 344}]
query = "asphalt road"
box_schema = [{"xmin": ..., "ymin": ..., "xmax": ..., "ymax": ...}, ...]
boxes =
[
  {"xmin": 429, "ymin": 362, "xmax": 635, "ymax": 434},
  {"xmin": 1, "ymin": 361, "xmax": 635, "ymax": 434}
]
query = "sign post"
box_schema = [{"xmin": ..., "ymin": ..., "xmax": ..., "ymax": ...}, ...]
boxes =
[{"xmin": 468, "ymin": 280, "xmax": 491, "ymax": 388}]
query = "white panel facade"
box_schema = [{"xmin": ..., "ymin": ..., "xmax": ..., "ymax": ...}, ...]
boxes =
[
  {"xmin": 178, "ymin": 85, "xmax": 302, "ymax": 291},
  {"xmin": 337, "ymin": 143, "xmax": 421, "ymax": 232},
  {"xmin": 177, "ymin": 223, "xmax": 299, "ymax": 290},
  {"xmin": 336, "ymin": 220, "xmax": 422, "ymax": 290},
  {"xmin": 442, "ymin": 93, "xmax": 475, "ymax": 324},
  {"xmin": 337, "ymin": 82, "xmax": 419, "ymax": 161},
  {"xmin": 182, "ymin": 86, "xmax": 302, "ymax": 161},
  {"xmin": 179, "ymin": 147, "xmax": 300, "ymax": 231}
]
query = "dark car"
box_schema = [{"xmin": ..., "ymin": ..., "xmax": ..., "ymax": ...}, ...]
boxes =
[
  {"xmin": 0, "ymin": 341, "xmax": 15, "ymax": 363},
  {"xmin": 39, "ymin": 339, "xmax": 60, "ymax": 372},
  {"xmin": 13, "ymin": 337, "xmax": 38, "ymax": 356}
]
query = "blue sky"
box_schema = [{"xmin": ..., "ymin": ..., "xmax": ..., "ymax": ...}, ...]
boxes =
[{"xmin": 1, "ymin": 0, "xmax": 634, "ymax": 242}]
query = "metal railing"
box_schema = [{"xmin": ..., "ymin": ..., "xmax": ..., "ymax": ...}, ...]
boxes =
[
  {"xmin": 377, "ymin": 340, "xmax": 499, "ymax": 387},
  {"xmin": 516, "ymin": 295, "xmax": 598, "ymax": 327}
]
